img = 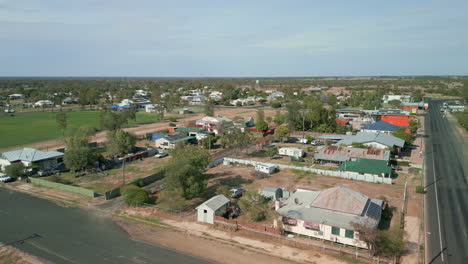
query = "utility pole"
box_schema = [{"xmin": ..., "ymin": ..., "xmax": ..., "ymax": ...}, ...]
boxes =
[{"xmin": 122, "ymin": 158, "xmax": 126, "ymax": 185}]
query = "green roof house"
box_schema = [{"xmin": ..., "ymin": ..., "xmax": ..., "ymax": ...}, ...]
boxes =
[{"xmin": 338, "ymin": 158, "xmax": 392, "ymax": 177}]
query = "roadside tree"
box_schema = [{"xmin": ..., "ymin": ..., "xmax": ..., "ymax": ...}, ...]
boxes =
[
  {"xmin": 122, "ymin": 185, "xmax": 150, "ymax": 206},
  {"xmin": 5, "ymin": 163, "xmax": 25, "ymax": 180}
]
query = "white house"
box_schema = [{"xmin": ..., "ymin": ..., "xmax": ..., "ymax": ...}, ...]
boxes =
[
  {"xmin": 259, "ymin": 186, "xmax": 283, "ymax": 200},
  {"xmin": 195, "ymin": 116, "xmax": 232, "ymax": 135},
  {"xmin": 8, "ymin": 94, "xmax": 25, "ymax": 100},
  {"xmin": 145, "ymin": 104, "xmax": 166, "ymax": 113},
  {"xmin": 154, "ymin": 134, "xmax": 195, "ymax": 149},
  {"xmin": 255, "ymin": 164, "xmax": 276, "ymax": 174},
  {"xmin": 382, "ymin": 95, "xmax": 412, "ymax": 104},
  {"xmin": 34, "ymin": 100, "xmax": 54, "ymax": 108},
  {"xmin": 278, "ymin": 147, "xmax": 304, "ymax": 158},
  {"xmin": 190, "ymin": 96, "xmax": 206, "ymax": 105},
  {"xmin": 0, "ymin": 148, "xmax": 64, "ymax": 171},
  {"xmin": 277, "ymin": 187, "xmax": 384, "ymax": 249},
  {"xmin": 196, "ymin": 195, "xmax": 230, "ymax": 224}
]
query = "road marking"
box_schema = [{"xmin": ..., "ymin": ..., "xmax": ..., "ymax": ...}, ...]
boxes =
[
  {"xmin": 432, "ymin": 146, "xmax": 445, "ymax": 262},
  {"xmin": 29, "ymin": 241, "xmax": 78, "ymax": 263}
]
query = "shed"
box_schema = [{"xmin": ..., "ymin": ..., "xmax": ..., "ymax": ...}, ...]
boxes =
[
  {"xmin": 196, "ymin": 195, "xmax": 230, "ymax": 224},
  {"xmin": 260, "ymin": 186, "xmax": 283, "ymax": 200},
  {"xmin": 278, "ymin": 147, "xmax": 304, "ymax": 158},
  {"xmin": 255, "ymin": 164, "xmax": 276, "ymax": 174}
]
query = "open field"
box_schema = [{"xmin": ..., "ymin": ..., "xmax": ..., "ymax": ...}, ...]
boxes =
[{"xmin": 0, "ymin": 111, "xmax": 162, "ymax": 149}]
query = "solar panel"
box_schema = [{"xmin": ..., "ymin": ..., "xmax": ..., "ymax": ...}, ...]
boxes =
[{"xmin": 366, "ymin": 202, "xmax": 381, "ymax": 220}]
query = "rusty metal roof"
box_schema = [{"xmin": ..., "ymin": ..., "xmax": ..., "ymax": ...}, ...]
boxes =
[
  {"xmin": 314, "ymin": 146, "xmax": 390, "ymax": 162},
  {"xmin": 310, "ymin": 186, "xmax": 368, "ymax": 215}
]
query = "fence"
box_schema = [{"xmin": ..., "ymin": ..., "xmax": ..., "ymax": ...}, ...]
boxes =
[
  {"xmin": 30, "ymin": 177, "xmax": 95, "ymax": 197},
  {"xmin": 223, "ymin": 157, "xmax": 392, "ymax": 184},
  {"xmin": 214, "ymin": 216, "xmax": 392, "ymax": 264},
  {"xmin": 104, "ymin": 171, "xmax": 165, "ymax": 200}
]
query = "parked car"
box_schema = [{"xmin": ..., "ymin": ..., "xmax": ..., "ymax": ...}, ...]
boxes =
[
  {"xmin": 0, "ymin": 173, "xmax": 12, "ymax": 182},
  {"xmin": 155, "ymin": 152, "xmax": 168, "ymax": 158},
  {"xmin": 4, "ymin": 109, "xmax": 15, "ymax": 113},
  {"xmin": 299, "ymin": 138, "xmax": 309, "ymax": 144},
  {"xmin": 230, "ymin": 188, "xmax": 246, "ymax": 198},
  {"xmin": 311, "ymin": 140, "xmax": 323, "ymax": 146}
]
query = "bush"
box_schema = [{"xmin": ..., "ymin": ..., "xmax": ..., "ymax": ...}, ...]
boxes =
[
  {"xmin": 415, "ymin": 185, "xmax": 425, "ymax": 194},
  {"xmin": 168, "ymin": 122, "xmax": 176, "ymax": 127},
  {"xmin": 167, "ymin": 116, "xmax": 178, "ymax": 122},
  {"xmin": 4, "ymin": 163, "xmax": 25, "ymax": 180},
  {"xmin": 131, "ymin": 177, "xmax": 145, "ymax": 187},
  {"xmin": 122, "ymin": 185, "xmax": 150, "ymax": 206},
  {"xmin": 271, "ymin": 101, "xmax": 282, "ymax": 108}
]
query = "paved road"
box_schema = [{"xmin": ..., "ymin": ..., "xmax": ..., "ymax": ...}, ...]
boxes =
[
  {"xmin": 424, "ymin": 99, "xmax": 468, "ymax": 264},
  {"xmin": 0, "ymin": 188, "xmax": 208, "ymax": 264}
]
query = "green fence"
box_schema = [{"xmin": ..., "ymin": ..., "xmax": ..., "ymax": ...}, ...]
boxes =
[
  {"xmin": 30, "ymin": 177, "xmax": 95, "ymax": 197},
  {"xmin": 104, "ymin": 171, "xmax": 165, "ymax": 200}
]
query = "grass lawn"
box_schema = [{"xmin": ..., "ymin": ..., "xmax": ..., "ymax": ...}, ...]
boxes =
[{"xmin": 0, "ymin": 111, "xmax": 162, "ymax": 149}]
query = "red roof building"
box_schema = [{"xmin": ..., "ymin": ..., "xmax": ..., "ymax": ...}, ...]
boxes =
[
  {"xmin": 335, "ymin": 119, "xmax": 349, "ymax": 125},
  {"xmin": 380, "ymin": 114, "xmax": 415, "ymax": 127}
]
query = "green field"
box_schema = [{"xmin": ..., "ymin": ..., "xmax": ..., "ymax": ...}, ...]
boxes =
[{"xmin": 0, "ymin": 111, "xmax": 162, "ymax": 149}]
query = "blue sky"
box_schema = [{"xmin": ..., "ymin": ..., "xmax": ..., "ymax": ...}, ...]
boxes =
[{"xmin": 0, "ymin": 0, "xmax": 467, "ymax": 77}]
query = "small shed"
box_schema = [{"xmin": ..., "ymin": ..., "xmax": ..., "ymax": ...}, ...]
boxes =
[
  {"xmin": 278, "ymin": 147, "xmax": 304, "ymax": 158},
  {"xmin": 196, "ymin": 195, "xmax": 230, "ymax": 224},
  {"xmin": 260, "ymin": 186, "xmax": 283, "ymax": 200},
  {"xmin": 255, "ymin": 164, "xmax": 276, "ymax": 174}
]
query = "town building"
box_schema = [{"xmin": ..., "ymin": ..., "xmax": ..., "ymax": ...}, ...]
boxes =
[
  {"xmin": 195, "ymin": 116, "xmax": 232, "ymax": 135},
  {"xmin": 255, "ymin": 164, "xmax": 276, "ymax": 174},
  {"xmin": 360, "ymin": 120, "xmax": 400, "ymax": 134},
  {"xmin": 196, "ymin": 195, "xmax": 230, "ymax": 224},
  {"xmin": 34, "ymin": 100, "xmax": 54, "ymax": 108},
  {"xmin": 0, "ymin": 148, "xmax": 64, "ymax": 171},
  {"xmin": 8, "ymin": 94, "xmax": 25, "ymax": 100},
  {"xmin": 259, "ymin": 186, "xmax": 283, "ymax": 200},
  {"xmin": 336, "ymin": 132, "xmax": 405, "ymax": 151},
  {"xmin": 277, "ymin": 186, "xmax": 384, "ymax": 249},
  {"xmin": 154, "ymin": 134, "xmax": 196, "ymax": 149},
  {"xmin": 382, "ymin": 95, "xmax": 412, "ymax": 104},
  {"xmin": 314, "ymin": 146, "xmax": 390, "ymax": 164},
  {"xmin": 338, "ymin": 158, "xmax": 392, "ymax": 178}
]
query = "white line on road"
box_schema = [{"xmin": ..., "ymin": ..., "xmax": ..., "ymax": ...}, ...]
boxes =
[{"xmin": 432, "ymin": 149, "xmax": 445, "ymax": 262}]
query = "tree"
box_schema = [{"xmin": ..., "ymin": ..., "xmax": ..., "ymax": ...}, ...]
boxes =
[
  {"xmin": 204, "ymin": 99, "xmax": 214, "ymax": 116},
  {"xmin": 255, "ymin": 120, "xmax": 268, "ymax": 131},
  {"xmin": 408, "ymin": 119, "xmax": 419, "ymax": 135},
  {"xmin": 273, "ymin": 110, "xmax": 286, "ymax": 126},
  {"xmin": 165, "ymin": 145, "xmax": 211, "ymax": 199},
  {"xmin": 107, "ymin": 129, "xmax": 136, "ymax": 154},
  {"xmin": 274, "ymin": 125, "xmax": 289, "ymax": 142},
  {"xmin": 216, "ymin": 185, "xmax": 232, "ymax": 198},
  {"xmin": 388, "ymin": 99, "xmax": 402, "ymax": 108},
  {"xmin": 220, "ymin": 127, "xmax": 252, "ymax": 150},
  {"xmin": 122, "ymin": 185, "xmax": 150, "ymax": 206},
  {"xmin": 238, "ymin": 191, "xmax": 269, "ymax": 222},
  {"xmin": 265, "ymin": 147, "xmax": 277, "ymax": 159},
  {"xmin": 392, "ymin": 127, "xmax": 412, "ymax": 145},
  {"xmin": 99, "ymin": 111, "xmax": 129, "ymax": 131},
  {"xmin": 5, "ymin": 163, "xmax": 25, "ymax": 180},
  {"xmin": 351, "ymin": 220, "xmax": 380, "ymax": 256},
  {"xmin": 256, "ymin": 108, "xmax": 265, "ymax": 123},
  {"xmin": 64, "ymin": 127, "xmax": 96, "ymax": 173},
  {"xmin": 56, "ymin": 112, "xmax": 67, "ymax": 137},
  {"xmin": 271, "ymin": 101, "xmax": 282, "ymax": 108},
  {"xmin": 200, "ymin": 135, "xmax": 218, "ymax": 149}
]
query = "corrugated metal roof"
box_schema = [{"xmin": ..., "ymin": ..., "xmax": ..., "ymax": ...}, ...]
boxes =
[
  {"xmin": 314, "ymin": 146, "xmax": 390, "ymax": 162},
  {"xmin": 277, "ymin": 187, "xmax": 382, "ymax": 230},
  {"xmin": 336, "ymin": 132, "xmax": 404, "ymax": 148},
  {"xmin": 361, "ymin": 120, "xmax": 400, "ymax": 132},
  {"xmin": 197, "ymin": 194, "xmax": 229, "ymax": 211},
  {"xmin": 175, "ymin": 127, "xmax": 204, "ymax": 133},
  {"xmin": 163, "ymin": 134, "xmax": 195, "ymax": 143},
  {"xmin": 338, "ymin": 158, "xmax": 392, "ymax": 175},
  {"xmin": 1, "ymin": 148, "xmax": 63, "ymax": 162}
]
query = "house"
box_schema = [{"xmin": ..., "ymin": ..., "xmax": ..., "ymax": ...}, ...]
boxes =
[
  {"xmin": 0, "ymin": 148, "xmax": 64, "ymax": 171},
  {"xmin": 267, "ymin": 92, "xmax": 284, "ymax": 100},
  {"xmin": 196, "ymin": 194, "xmax": 230, "ymax": 224},
  {"xmin": 8, "ymin": 94, "xmax": 25, "ymax": 100},
  {"xmin": 260, "ymin": 186, "xmax": 283, "ymax": 200},
  {"xmin": 336, "ymin": 132, "xmax": 405, "ymax": 150},
  {"xmin": 34, "ymin": 100, "xmax": 54, "ymax": 108},
  {"xmin": 190, "ymin": 96, "xmax": 206, "ymax": 105},
  {"xmin": 178, "ymin": 108, "xmax": 191, "ymax": 114},
  {"xmin": 145, "ymin": 104, "xmax": 166, "ymax": 113},
  {"xmin": 154, "ymin": 134, "xmax": 196, "ymax": 149},
  {"xmin": 314, "ymin": 146, "xmax": 390, "ymax": 164},
  {"xmin": 195, "ymin": 116, "xmax": 232, "ymax": 135},
  {"xmin": 360, "ymin": 120, "xmax": 400, "ymax": 134},
  {"xmin": 209, "ymin": 91, "xmax": 223, "ymax": 101},
  {"xmin": 338, "ymin": 158, "xmax": 392, "ymax": 178},
  {"xmin": 382, "ymin": 95, "xmax": 412, "ymax": 104},
  {"xmin": 175, "ymin": 127, "xmax": 214, "ymax": 141},
  {"xmin": 233, "ymin": 117, "xmax": 255, "ymax": 130},
  {"xmin": 62, "ymin": 97, "xmax": 77, "ymax": 105},
  {"xmin": 307, "ymin": 88, "xmax": 322, "ymax": 93},
  {"xmin": 146, "ymin": 133, "xmax": 166, "ymax": 141},
  {"xmin": 255, "ymin": 164, "xmax": 276, "ymax": 174},
  {"xmin": 277, "ymin": 186, "xmax": 384, "ymax": 249},
  {"xmin": 230, "ymin": 98, "xmax": 255, "ymax": 106},
  {"xmin": 278, "ymin": 147, "xmax": 304, "ymax": 158},
  {"xmin": 400, "ymin": 103, "xmax": 421, "ymax": 111},
  {"xmin": 335, "ymin": 119, "xmax": 349, "ymax": 126}
]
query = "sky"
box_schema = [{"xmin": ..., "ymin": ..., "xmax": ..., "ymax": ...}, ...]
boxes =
[{"xmin": 0, "ymin": 0, "xmax": 467, "ymax": 77}]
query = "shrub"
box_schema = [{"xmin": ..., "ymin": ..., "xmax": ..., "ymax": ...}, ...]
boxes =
[
  {"xmin": 271, "ymin": 101, "xmax": 282, "ymax": 108},
  {"xmin": 131, "ymin": 177, "xmax": 145, "ymax": 187},
  {"xmin": 415, "ymin": 186, "xmax": 425, "ymax": 194},
  {"xmin": 167, "ymin": 116, "xmax": 178, "ymax": 122},
  {"xmin": 122, "ymin": 185, "xmax": 150, "ymax": 206},
  {"xmin": 168, "ymin": 122, "xmax": 176, "ymax": 127},
  {"xmin": 4, "ymin": 163, "xmax": 25, "ymax": 180}
]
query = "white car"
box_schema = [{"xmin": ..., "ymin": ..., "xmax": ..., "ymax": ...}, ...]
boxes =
[
  {"xmin": 4, "ymin": 109, "xmax": 15, "ymax": 113},
  {"xmin": 155, "ymin": 152, "xmax": 168, "ymax": 158},
  {"xmin": 0, "ymin": 173, "xmax": 12, "ymax": 182}
]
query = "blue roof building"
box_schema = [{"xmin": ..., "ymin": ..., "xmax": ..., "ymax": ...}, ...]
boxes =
[{"xmin": 360, "ymin": 120, "xmax": 400, "ymax": 133}]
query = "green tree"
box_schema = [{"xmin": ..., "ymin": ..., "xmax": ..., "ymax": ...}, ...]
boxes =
[
  {"xmin": 255, "ymin": 120, "xmax": 269, "ymax": 131},
  {"xmin": 5, "ymin": 163, "xmax": 25, "ymax": 180},
  {"xmin": 216, "ymin": 185, "xmax": 232, "ymax": 198},
  {"xmin": 204, "ymin": 99, "xmax": 215, "ymax": 116},
  {"xmin": 271, "ymin": 101, "xmax": 282, "ymax": 108},
  {"xmin": 220, "ymin": 127, "xmax": 252, "ymax": 150},
  {"xmin": 238, "ymin": 191, "xmax": 269, "ymax": 222},
  {"xmin": 99, "ymin": 111, "xmax": 129, "ymax": 131},
  {"xmin": 122, "ymin": 185, "xmax": 150, "ymax": 206},
  {"xmin": 55, "ymin": 112, "xmax": 67, "ymax": 136},
  {"xmin": 64, "ymin": 127, "xmax": 96, "ymax": 173},
  {"xmin": 107, "ymin": 129, "xmax": 136, "ymax": 154},
  {"xmin": 165, "ymin": 145, "xmax": 211, "ymax": 199},
  {"xmin": 265, "ymin": 147, "xmax": 277, "ymax": 159},
  {"xmin": 392, "ymin": 127, "xmax": 412, "ymax": 145},
  {"xmin": 273, "ymin": 110, "xmax": 286, "ymax": 126},
  {"xmin": 274, "ymin": 125, "xmax": 289, "ymax": 142},
  {"xmin": 200, "ymin": 135, "xmax": 218, "ymax": 149},
  {"xmin": 388, "ymin": 99, "xmax": 402, "ymax": 108}
]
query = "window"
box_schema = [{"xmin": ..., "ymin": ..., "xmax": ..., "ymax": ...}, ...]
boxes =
[
  {"xmin": 203, "ymin": 209, "xmax": 207, "ymax": 213},
  {"xmin": 345, "ymin": 229, "xmax": 354, "ymax": 239},
  {"xmin": 331, "ymin": 226, "xmax": 340, "ymax": 236}
]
